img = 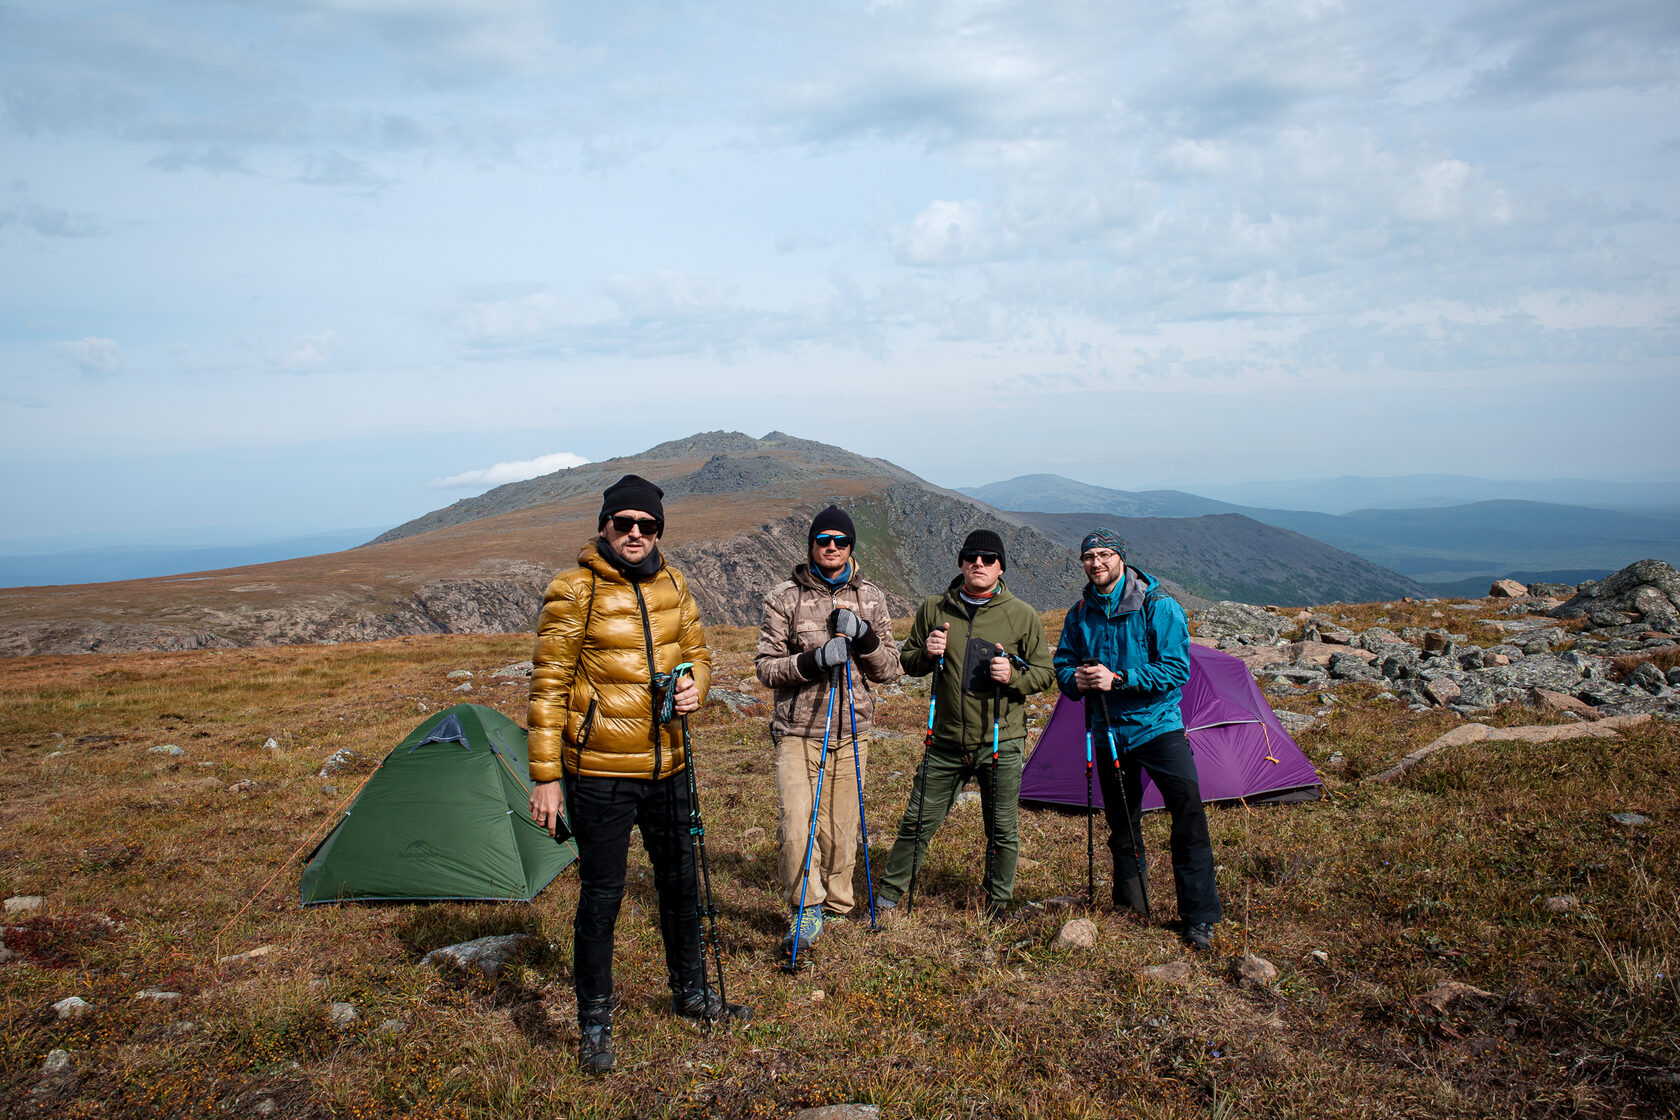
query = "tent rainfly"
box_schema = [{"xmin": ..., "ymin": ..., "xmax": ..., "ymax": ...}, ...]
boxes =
[
  {"xmin": 301, "ymin": 704, "xmax": 576, "ymax": 905},
  {"xmin": 1019, "ymin": 643, "xmax": 1322, "ymax": 811}
]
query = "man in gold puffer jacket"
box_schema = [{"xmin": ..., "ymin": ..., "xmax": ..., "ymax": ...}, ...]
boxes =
[{"xmin": 527, "ymin": 473, "xmax": 747, "ymax": 1075}]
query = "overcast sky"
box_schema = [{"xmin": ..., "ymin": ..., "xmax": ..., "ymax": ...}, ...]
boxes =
[{"xmin": 3, "ymin": 0, "xmax": 1677, "ymax": 545}]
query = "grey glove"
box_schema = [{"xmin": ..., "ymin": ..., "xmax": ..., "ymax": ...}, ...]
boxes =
[
  {"xmin": 813, "ymin": 634, "xmax": 851, "ymax": 671},
  {"xmin": 828, "ymin": 607, "xmax": 867, "ymax": 639}
]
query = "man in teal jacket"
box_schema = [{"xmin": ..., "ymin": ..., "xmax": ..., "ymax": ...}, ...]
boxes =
[
  {"xmin": 1053, "ymin": 528, "xmax": 1221, "ymax": 952},
  {"xmin": 875, "ymin": 529, "xmax": 1056, "ymax": 918}
]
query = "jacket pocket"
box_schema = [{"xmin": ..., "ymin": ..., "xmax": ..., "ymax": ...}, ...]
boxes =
[{"xmin": 572, "ymin": 697, "xmax": 599, "ymax": 750}]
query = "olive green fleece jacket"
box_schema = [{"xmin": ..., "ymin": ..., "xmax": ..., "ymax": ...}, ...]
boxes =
[{"xmin": 900, "ymin": 576, "xmax": 1056, "ymax": 749}]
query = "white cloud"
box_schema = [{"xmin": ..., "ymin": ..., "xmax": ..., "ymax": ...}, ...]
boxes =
[
  {"xmin": 430, "ymin": 451, "xmax": 590, "ymax": 490},
  {"xmin": 54, "ymin": 337, "xmax": 122, "ymax": 377},
  {"xmin": 280, "ymin": 331, "xmax": 339, "ymax": 372},
  {"xmin": 894, "ymin": 199, "xmax": 993, "ymax": 265}
]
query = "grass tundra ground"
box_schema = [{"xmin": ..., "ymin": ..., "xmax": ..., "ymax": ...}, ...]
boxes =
[{"xmin": 0, "ymin": 613, "xmax": 1675, "ymax": 1119}]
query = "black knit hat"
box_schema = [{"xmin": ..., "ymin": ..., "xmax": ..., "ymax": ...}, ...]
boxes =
[
  {"xmin": 598, "ymin": 474, "xmax": 665, "ymax": 533},
  {"xmin": 809, "ymin": 505, "xmax": 856, "ymax": 545},
  {"xmin": 959, "ymin": 528, "xmax": 1006, "ymax": 571}
]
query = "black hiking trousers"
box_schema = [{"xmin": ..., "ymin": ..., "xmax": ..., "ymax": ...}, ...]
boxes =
[
  {"xmin": 567, "ymin": 769, "xmax": 704, "ymax": 1017},
  {"xmin": 1096, "ymin": 728, "xmax": 1222, "ymax": 926}
]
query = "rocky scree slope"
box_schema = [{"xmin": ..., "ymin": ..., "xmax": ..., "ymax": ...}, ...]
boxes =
[{"xmin": 1198, "ymin": 559, "xmax": 1680, "ymax": 728}]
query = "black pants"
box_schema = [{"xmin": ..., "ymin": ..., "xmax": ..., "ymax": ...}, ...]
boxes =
[
  {"xmin": 567, "ymin": 769, "xmax": 703, "ymax": 1016},
  {"xmin": 1095, "ymin": 728, "xmax": 1222, "ymax": 925}
]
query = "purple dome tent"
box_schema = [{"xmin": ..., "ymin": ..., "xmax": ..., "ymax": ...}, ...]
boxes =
[{"xmin": 1019, "ymin": 643, "xmax": 1321, "ymax": 811}]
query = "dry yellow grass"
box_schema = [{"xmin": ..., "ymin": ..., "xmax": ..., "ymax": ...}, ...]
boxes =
[{"xmin": 1, "ymin": 619, "xmax": 1675, "ymax": 1118}]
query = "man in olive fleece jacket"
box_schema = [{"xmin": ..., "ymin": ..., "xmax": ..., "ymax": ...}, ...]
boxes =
[{"xmin": 875, "ymin": 529, "xmax": 1055, "ymax": 915}]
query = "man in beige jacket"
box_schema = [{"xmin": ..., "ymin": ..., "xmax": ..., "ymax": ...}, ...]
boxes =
[{"xmin": 755, "ymin": 505, "xmax": 902, "ymax": 958}]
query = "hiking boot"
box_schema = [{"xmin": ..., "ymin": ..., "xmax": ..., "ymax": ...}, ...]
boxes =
[
  {"xmin": 673, "ymin": 987, "xmax": 753, "ymax": 1024},
  {"xmin": 1112, "ymin": 876, "xmax": 1148, "ymax": 917},
  {"xmin": 779, "ymin": 905, "xmax": 823, "ymax": 958},
  {"xmin": 1184, "ymin": 922, "xmax": 1215, "ymax": 953},
  {"xmin": 578, "ymin": 1022, "xmax": 614, "ymax": 1074}
]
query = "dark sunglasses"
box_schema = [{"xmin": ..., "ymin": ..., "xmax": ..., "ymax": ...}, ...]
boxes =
[
  {"xmin": 814, "ymin": 533, "xmax": 854, "ymax": 548},
  {"xmin": 610, "ymin": 515, "xmax": 661, "ymax": 535},
  {"xmin": 960, "ymin": 551, "xmax": 1001, "ymax": 566}
]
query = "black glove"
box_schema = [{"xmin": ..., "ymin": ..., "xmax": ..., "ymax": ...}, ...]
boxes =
[{"xmin": 828, "ymin": 607, "xmax": 880, "ymax": 654}]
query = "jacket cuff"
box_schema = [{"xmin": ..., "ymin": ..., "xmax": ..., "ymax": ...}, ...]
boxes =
[
  {"xmin": 795, "ymin": 650, "xmax": 822, "ymax": 681},
  {"xmin": 853, "ymin": 625, "xmax": 881, "ymax": 656}
]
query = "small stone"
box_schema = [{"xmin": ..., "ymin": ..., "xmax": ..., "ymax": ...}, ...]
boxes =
[
  {"xmin": 1490, "ymin": 579, "xmax": 1528, "ymax": 598},
  {"xmin": 789, "ymin": 1106, "xmax": 881, "ymax": 1120},
  {"xmin": 1421, "ymin": 981, "xmax": 1495, "ymax": 1012},
  {"xmin": 811, "ymin": 989, "xmax": 826, "ymax": 1002},
  {"xmin": 4, "ymin": 895, "xmax": 43, "ymax": 914},
  {"xmin": 492, "ymin": 661, "xmax": 534, "ymax": 678},
  {"xmin": 379, "ymin": 1019, "xmax": 407, "ymax": 1034},
  {"xmin": 318, "ymin": 748, "xmax": 356, "ymax": 778},
  {"xmin": 423, "ymin": 933, "xmax": 533, "ymax": 980},
  {"xmin": 1627, "ymin": 661, "xmax": 1668, "ymax": 695},
  {"xmin": 446, "ymin": 669, "xmax": 473, "ymax": 679},
  {"xmin": 136, "ymin": 989, "xmax": 182, "ymax": 1002},
  {"xmin": 1016, "ymin": 857, "xmax": 1041, "ymax": 871},
  {"xmin": 1049, "ymin": 918, "xmax": 1098, "ymax": 950},
  {"xmin": 328, "ymin": 1002, "xmax": 357, "ymax": 1026},
  {"xmin": 953, "ymin": 790, "xmax": 981, "ymax": 809},
  {"xmin": 741, "ymin": 826, "xmax": 766, "ymax": 841},
  {"xmin": 263, "ymin": 738, "xmax": 280, "ymax": 751},
  {"xmin": 53, "ymin": 996, "xmax": 92, "ymax": 1020},
  {"xmin": 1309, "ymin": 950, "xmax": 1330, "ymax": 965},
  {"xmin": 1609, "ymin": 812, "xmax": 1650, "ymax": 827},
  {"xmin": 42, "ymin": 1049, "xmax": 72, "ymax": 1075},
  {"xmin": 217, "ymin": 944, "xmax": 273, "ymax": 964},
  {"xmin": 0, "ymin": 946, "xmax": 14, "ymax": 964},
  {"xmin": 1325, "ymin": 751, "xmax": 1345, "ymax": 771},
  {"xmin": 1423, "ymin": 677, "xmax": 1461, "ymax": 706},
  {"xmin": 453, "ymin": 682, "xmax": 473, "ymax": 693},
  {"xmin": 1543, "ymin": 895, "xmax": 1580, "ymax": 914},
  {"xmin": 1318, "ymin": 693, "xmax": 1336, "ymax": 705},
  {"xmin": 149, "ymin": 744, "xmax": 184, "ymax": 756},
  {"xmin": 253, "ymin": 1099, "xmax": 279, "ymax": 1117},
  {"xmin": 1140, "ymin": 961, "xmax": 1195, "ymax": 986},
  {"xmin": 1236, "ymin": 954, "xmax": 1279, "ymax": 987}
]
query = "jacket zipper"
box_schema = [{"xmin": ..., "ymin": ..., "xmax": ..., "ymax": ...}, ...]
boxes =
[{"xmin": 633, "ymin": 581, "xmax": 661, "ymax": 778}]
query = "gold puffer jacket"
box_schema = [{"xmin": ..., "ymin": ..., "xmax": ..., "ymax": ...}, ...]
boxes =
[{"xmin": 527, "ymin": 542, "xmax": 712, "ymax": 782}]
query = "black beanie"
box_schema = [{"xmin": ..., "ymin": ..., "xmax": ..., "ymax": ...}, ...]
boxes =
[
  {"xmin": 809, "ymin": 505, "xmax": 856, "ymax": 544},
  {"xmin": 959, "ymin": 528, "xmax": 1006, "ymax": 571},
  {"xmin": 598, "ymin": 474, "xmax": 665, "ymax": 532}
]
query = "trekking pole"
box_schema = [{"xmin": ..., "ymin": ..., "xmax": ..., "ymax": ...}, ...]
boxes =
[
  {"xmin": 1083, "ymin": 700, "xmax": 1095, "ymax": 908},
  {"xmin": 844, "ymin": 660, "xmax": 878, "ymax": 929},
  {"xmin": 1104, "ymin": 724, "xmax": 1150, "ymax": 920},
  {"xmin": 671, "ymin": 664, "xmax": 732, "ymax": 1016},
  {"xmin": 786, "ymin": 665, "xmax": 840, "ymax": 973},
  {"xmin": 984, "ymin": 670, "xmax": 1002, "ymax": 913},
  {"xmin": 905, "ymin": 623, "xmax": 947, "ymax": 917}
]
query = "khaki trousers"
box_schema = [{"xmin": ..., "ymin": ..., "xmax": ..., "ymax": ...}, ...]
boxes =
[{"xmin": 775, "ymin": 732, "xmax": 869, "ymax": 915}]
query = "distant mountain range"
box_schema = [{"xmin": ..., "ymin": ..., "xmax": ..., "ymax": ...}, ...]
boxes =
[
  {"xmin": 1184, "ymin": 473, "xmax": 1680, "ymax": 515},
  {"xmin": 0, "ymin": 433, "xmax": 1426, "ymax": 655},
  {"xmin": 962, "ymin": 476, "xmax": 1680, "ymax": 589},
  {"xmin": 1009, "ymin": 512, "xmax": 1427, "ymax": 605}
]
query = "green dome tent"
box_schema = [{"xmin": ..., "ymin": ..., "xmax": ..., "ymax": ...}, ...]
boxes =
[{"xmin": 301, "ymin": 704, "xmax": 576, "ymax": 905}]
